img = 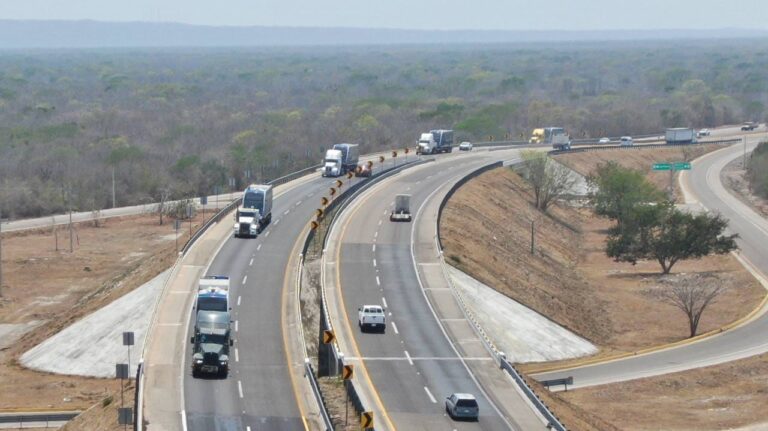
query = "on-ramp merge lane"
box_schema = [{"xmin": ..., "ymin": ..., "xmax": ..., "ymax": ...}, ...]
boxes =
[
  {"xmin": 535, "ymin": 137, "xmax": 768, "ymax": 389},
  {"xmin": 336, "ymin": 151, "xmax": 544, "ymax": 430}
]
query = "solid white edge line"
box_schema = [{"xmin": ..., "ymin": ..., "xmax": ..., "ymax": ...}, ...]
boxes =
[
  {"xmin": 404, "ymin": 350, "xmax": 413, "ymax": 366},
  {"xmin": 181, "ymin": 410, "xmax": 188, "ymax": 431},
  {"xmin": 238, "ymin": 380, "xmax": 244, "ymax": 398},
  {"xmin": 424, "ymin": 386, "xmax": 437, "ymax": 403},
  {"xmin": 410, "ymin": 161, "xmax": 520, "ymax": 430}
]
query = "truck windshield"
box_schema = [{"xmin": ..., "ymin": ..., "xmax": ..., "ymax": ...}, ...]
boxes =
[
  {"xmin": 198, "ymin": 334, "xmax": 227, "ymax": 345},
  {"xmin": 325, "ymin": 159, "xmax": 339, "ymax": 164},
  {"xmin": 239, "ymin": 211, "xmax": 256, "ymax": 219},
  {"xmin": 243, "ymin": 190, "xmax": 264, "ymax": 213},
  {"xmin": 198, "ymin": 297, "xmax": 227, "ymax": 312}
]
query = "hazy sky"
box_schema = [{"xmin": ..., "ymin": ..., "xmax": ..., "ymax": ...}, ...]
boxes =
[{"xmin": 2, "ymin": 0, "xmax": 767, "ymax": 30}]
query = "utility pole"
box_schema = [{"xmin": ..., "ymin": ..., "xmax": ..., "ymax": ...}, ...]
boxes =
[
  {"xmin": 69, "ymin": 208, "xmax": 73, "ymax": 253},
  {"xmin": 112, "ymin": 166, "xmax": 116, "ymax": 208},
  {"xmin": 743, "ymin": 136, "xmax": 747, "ymax": 167}
]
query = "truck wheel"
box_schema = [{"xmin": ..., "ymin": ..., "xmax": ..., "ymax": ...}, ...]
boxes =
[{"xmin": 192, "ymin": 368, "xmax": 199, "ymax": 378}]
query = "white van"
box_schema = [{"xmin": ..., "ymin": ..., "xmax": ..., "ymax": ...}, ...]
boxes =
[{"xmin": 620, "ymin": 136, "xmax": 634, "ymax": 147}]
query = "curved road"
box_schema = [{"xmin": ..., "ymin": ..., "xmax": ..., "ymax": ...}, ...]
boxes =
[
  {"xmin": 330, "ymin": 150, "xmax": 546, "ymax": 430},
  {"xmin": 535, "ymin": 134, "xmax": 768, "ymax": 389}
]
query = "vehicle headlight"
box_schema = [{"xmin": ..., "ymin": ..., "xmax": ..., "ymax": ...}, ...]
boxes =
[{"xmin": 194, "ymin": 359, "xmax": 203, "ymax": 364}]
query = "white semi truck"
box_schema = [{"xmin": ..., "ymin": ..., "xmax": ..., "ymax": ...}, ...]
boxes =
[
  {"xmin": 323, "ymin": 143, "xmax": 359, "ymax": 177},
  {"xmin": 234, "ymin": 184, "xmax": 273, "ymax": 238},
  {"xmin": 417, "ymin": 130, "xmax": 454, "ymax": 155}
]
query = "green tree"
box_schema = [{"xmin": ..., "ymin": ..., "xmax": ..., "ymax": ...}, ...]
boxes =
[
  {"xmin": 606, "ymin": 206, "xmax": 738, "ymax": 274},
  {"xmin": 589, "ymin": 162, "xmax": 667, "ymax": 226}
]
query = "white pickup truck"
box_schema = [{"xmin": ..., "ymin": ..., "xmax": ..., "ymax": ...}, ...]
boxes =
[{"xmin": 358, "ymin": 305, "xmax": 386, "ymax": 333}]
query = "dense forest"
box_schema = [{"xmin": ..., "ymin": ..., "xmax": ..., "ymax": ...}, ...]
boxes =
[{"xmin": 1, "ymin": 39, "xmax": 767, "ymax": 218}]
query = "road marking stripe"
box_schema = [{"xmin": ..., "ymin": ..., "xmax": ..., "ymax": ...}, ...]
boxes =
[
  {"xmin": 372, "ymin": 244, "xmax": 376, "ymax": 252},
  {"xmin": 249, "ymin": 258, "xmax": 253, "ymax": 266},
  {"xmin": 238, "ymin": 381, "xmax": 244, "ymax": 398},
  {"xmin": 275, "ymin": 219, "xmax": 280, "ymax": 226},
  {"xmin": 242, "ymin": 275, "xmax": 248, "ymax": 285},
  {"xmin": 265, "ymin": 231, "xmax": 270, "ymax": 238},
  {"xmin": 284, "ymin": 209, "xmax": 290, "ymax": 215},
  {"xmin": 378, "ymin": 220, "xmax": 382, "ymax": 226},
  {"xmin": 157, "ymin": 323, "xmax": 182, "ymax": 327},
  {"xmin": 424, "ymin": 386, "xmax": 437, "ymax": 403},
  {"xmin": 391, "ymin": 322, "xmax": 399, "ymax": 334},
  {"xmin": 376, "ymin": 276, "xmax": 380, "ymax": 286},
  {"xmin": 296, "ymin": 200, "xmax": 302, "ymax": 206},
  {"xmin": 382, "ymin": 297, "xmax": 388, "ymax": 308},
  {"xmin": 237, "ymin": 296, "xmax": 242, "ymax": 306},
  {"xmin": 404, "ymin": 350, "xmax": 413, "ymax": 366},
  {"xmin": 340, "ymin": 357, "xmax": 493, "ymax": 361},
  {"xmin": 181, "ymin": 411, "xmax": 187, "ymax": 431},
  {"xmin": 235, "ymin": 348, "xmax": 239, "ymax": 362},
  {"xmin": 235, "ymin": 320, "xmax": 239, "ymax": 332},
  {"xmin": 374, "ymin": 231, "xmax": 378, "ymax": 239},
  {"xmin": 247, "ymin": 427, "xmax": 251, "ymax": 431},
  {"xmin": 257, "ymin": 244, "xmax": 262, "ymax": 251},
  {"xmin": 373, "ymin": 259, "xmax": 377, "ymax": 267}
]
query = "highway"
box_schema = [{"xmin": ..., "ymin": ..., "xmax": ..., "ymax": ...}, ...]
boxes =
[
  {"xmin": 328, "ymin": 150, "xmax": 547, "ymax": 430},
  {"xmin": 534, "ymin": 133, "xmax": 768, "ymax": 389}
]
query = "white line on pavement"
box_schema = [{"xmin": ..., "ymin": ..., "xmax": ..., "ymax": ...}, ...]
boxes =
[
  {"xmin": 373, "ymin": 259, "xmax": 377, "ymax": 267},
  {"xmin": 374, "ymin": 231, "xmax": 378, "ymax": 239},
  {"xmin": 235, "ymin": 321, "xmax": 239, "ymax": 332},
  {"xmin": 265, "ymin": 231, "xmax": 270, "ymax": 238},
  {"xmin": 235, "ymin": 348, "xmax": 239, "ymax": 362},
  {"xmin": 372, "ymin": 244, "xmax": 376, "ymax": 252},
  {"xmin": 341, "ymin": 356, "xmax": 493, "ymax": 361},
  {"xmin": 257, "ymin": 244, "xmax": 262, "ymax": 251},
  {"xmin": 238, "ymin": 381, "xmax": 244, "ymax": 398},
  {"xmin": 274, "ymin": 219, "xmax": 280, "ymax": 226},
  {"xmin": 382, "ymin": 297, "xmax": 388, "ymax": 308},
  {"xmin": 378, "ymin": 219, "xmax": 382, "ymax": 226},
  {"xmin": 242, "ymin": 275, "xmax": 248, "ymax": 285},
  {"xmin": 237, "ymin": 296, "xmax": 242, "ymax": 306},
  {"xmin": 424, "ymin": 386, "xmax": 437, "ymax": 403},
  {"xmin": 284, "ymin": 209, "xmax": 290, "ymax": 215},
  {"xmin": 249, "ymin": 258, "xmax": 253, "ymax": 266},
  {"xmin": 296, "ymin": 200, "xmax": 302, "ymax": 206},
  {"xmin": 391, "ymin": 322, "xmax": 399, "ymax": 334},
  {"xmin": 404, "ymin": 350, "xmax": 413, "ymax": 366},
  {"xmin": 376, "ymin": 276, "xmax": 380, "ymax": 286}
]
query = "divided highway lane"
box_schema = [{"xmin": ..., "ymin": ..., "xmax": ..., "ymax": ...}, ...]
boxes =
[
  {"xmin": 335, "ymin": 151, "xmax": 543, "ymax": 430},
  {"xmin": 535, "ymin": 136, "xmax": 768, "ymax": 389},
  {"xmin": 183, "ymin": 172, "xmax": 344, "ymax": 430}
]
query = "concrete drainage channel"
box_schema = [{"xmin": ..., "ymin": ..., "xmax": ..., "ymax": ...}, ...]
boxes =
[
  {"xmin": 434, "ymin": 160, "xmax": 568, "ymax": 431},
  {"xmin": 297, "ymin": 159, "xmax": 428, "ymax": 431}
]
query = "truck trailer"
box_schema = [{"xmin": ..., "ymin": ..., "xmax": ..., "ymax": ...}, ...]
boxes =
[
  {"xmin": 323, "ymin": 143, "xmax": 359, "ymax": 177},
  {"xmin": 530, "ymin": 127, "xmax": 567, "ymax": 145},
  {"xmin": 417, "ymin": 130, "xmax": 453, "ymax": 155},
  {"xmin": 665, "ymin": 128, "xmax": 697, "ymax": 145},
  {"xmin": 195, "ymin": 276, "xmax": 230, "ymax": 312},
  {"xmin": 234, "ymin": 184, "xmax": 273, "ymax": 238}
]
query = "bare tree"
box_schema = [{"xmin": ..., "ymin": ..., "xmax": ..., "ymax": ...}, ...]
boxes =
[
  {"xmin": 156, "ymin": 189, "xmax": 172, "ymax": 225},
  {"xmin": 519, "ymin": 150, "xmax": 578, "ymax": 212},
  {"xmin": 655, "ymin": 274, "xmax": 728, "ymax": 338}
]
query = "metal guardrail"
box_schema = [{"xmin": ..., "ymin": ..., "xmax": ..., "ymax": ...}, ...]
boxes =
[
  {"xmin": 434, "ymin": 160, "xmax": 568, "ymax": 431},
  {"xmin": 304, "ymin": 361, "xmax": 334, "ymax": 431},
  {"xmin": 0, "ymin": 412, "xmax": 80, "ymax": 425},
  {"xmin": 549, "ymin": 138, "xmax": 741, "ymax": 155}
]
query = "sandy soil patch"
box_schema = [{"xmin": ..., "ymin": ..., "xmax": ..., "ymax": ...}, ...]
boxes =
[{"xmin": 0, "ymin": 210, "xmax": 211, "ymax": 411}]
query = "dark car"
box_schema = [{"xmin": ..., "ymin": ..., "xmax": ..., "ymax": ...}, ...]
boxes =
[{"xmin": 445, "ymin": 393, "xmax": 479, "ymax": 421}]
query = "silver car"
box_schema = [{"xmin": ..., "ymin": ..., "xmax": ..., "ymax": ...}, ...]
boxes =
[{"xmin": 445, "ymin": 393, "xmax": 479, "ymax": 421}]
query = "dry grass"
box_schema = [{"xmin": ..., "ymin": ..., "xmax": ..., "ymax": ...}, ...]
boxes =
[
  {"xmin": 439, "ymin": 143, "xmax": 768, "ymax": 430},
  {"xmin": 0, "ymin": 211, "xmax": 211, "ymax": 411}
]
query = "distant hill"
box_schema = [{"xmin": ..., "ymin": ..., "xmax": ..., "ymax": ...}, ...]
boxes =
[{"xmin": 1, "ymin": 20, "xmax": 767, "ymax": 48}]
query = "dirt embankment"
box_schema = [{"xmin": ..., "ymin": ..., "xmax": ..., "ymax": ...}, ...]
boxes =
[
  {"xmin": 0, "ymin": 211, "xmax": 210, "ymax": 412},
  {"xmin": 440, "ymin": 144, "xmax": 768, "ymax": 430}
]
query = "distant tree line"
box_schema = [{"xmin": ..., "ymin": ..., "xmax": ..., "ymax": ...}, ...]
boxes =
[{"xmin": 0, "ymin": 40, "xmax": 767, "ymax": 218}]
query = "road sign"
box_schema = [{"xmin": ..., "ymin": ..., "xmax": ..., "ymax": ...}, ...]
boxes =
[
  {"xmin": 673, "ymin": 162, "xmax": 691, "ymax": 170},
  {"xmin": 329, "ymin": 187, "xmax": 336, "ymax": 196},
  {"xmin": 122, "ymin": 332, "xmax": 134, "ymax": 346},
  {"xmin": 652, "ymin": 163, "xmax": 671, "ymax": 171},
  {"xmin": 323, "ymin": 330, "xmax": 335, "ymax": 344},
  {"xmin": 321, "ymin": 197, "xmax": 329, "ymax": 206},
  {"xmin": 118, "ymin": 407, "xmax": 133, "ymax": 425},
  {"xmin": 315, "ymin": 209, "xmax": 324, "ymax": 218},
  {"xmin": 361, "ymin": 411, "xmax": 373, "ymax": 429},
  {"xmin": 115, "ymin": 363, "xmax": 129, "ymax": 379},
  {"xmin": 342, "ymin": 364, "xmax": 354, "ymax": 380},
  {"xmin": 310, "ymin": 221, "xmax": 319, "ymax": 230},
  {"xmin": 200, "ymin": 195, "xmax": 208, "ymax": 205},
  {"xmin": 378, "ymin": 156, "xmax": 385, "ymax": 163},
  {"xmin": 335, "ymin": 180, "xmax": 343, "ymax": 188},
  {"xmin": 392, "ymin": 151, "xmax": 398, "ymax": 158},
  {"xmin": 347, "ymin": 172, "xmax": 354, "ymax": 179},
  {"xmin": 404, "ymin": 147, "xmax": 410, "ymax": 154}
]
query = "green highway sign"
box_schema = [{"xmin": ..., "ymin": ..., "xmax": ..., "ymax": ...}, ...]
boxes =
[{"xmin": 652, "ymin": 162, "xmax": 691, "ymax": 171}]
